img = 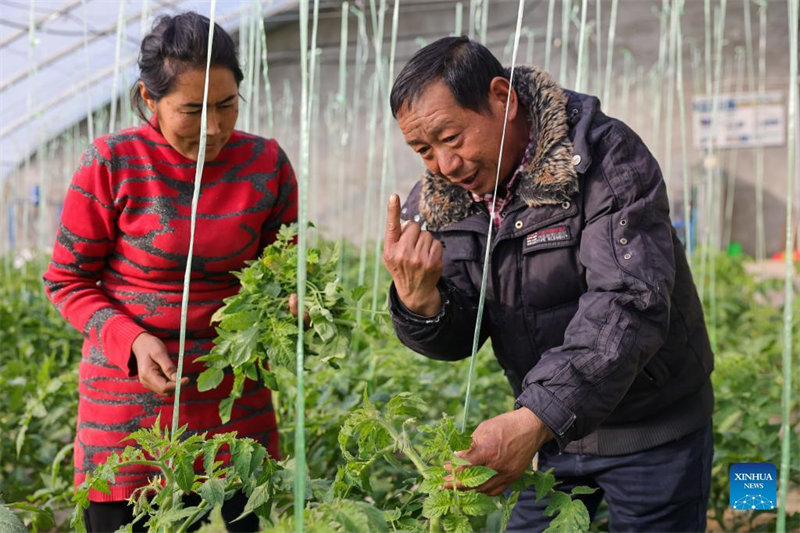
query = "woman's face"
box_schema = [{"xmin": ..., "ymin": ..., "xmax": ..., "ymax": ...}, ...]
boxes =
[{"xmin": 140, "ymin": 65, "xmax": 239, "ymax": 161}]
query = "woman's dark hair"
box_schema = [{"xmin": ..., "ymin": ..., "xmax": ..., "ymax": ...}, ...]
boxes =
[
  {"xmin": 390, "ymin": 36, "xmax": 506, "ymax": 118},
  {"xmin": 131, "ymin": 11, "xmax": 244, "ymax": 121}
]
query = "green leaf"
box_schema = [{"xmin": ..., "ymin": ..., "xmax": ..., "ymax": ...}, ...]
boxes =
[
  {"xmin": 350, "ymin": 285, "xmax": 368, "ymax": 302},
  {"xmin": 174, "ymin": 453, "xmax": 195, "ymax": 493},
  {"xmin": 569, "ymin": 485, "xmax": 598, "ymax": 496},
  {"xmin": 386, "ymin": 392, "xmax": 426, "ymax": 419},
  {"xmin": 228, "ymin": 325, "xmax": 260, "ymax": 368},
  {"xmin": 448, "ymin": 431, "xmax": 473, "ymax": 452},
  {"xmin": 457, "ymin": 465, "xmax": 496, "ymax": 488},
  {"xmin": 197, "ymin": 477, "xmax": 225, "ymax": 507},
  {"xmin": 458, "ymin": 491, "xmax": 496, "ymax": 517},
  {"xmin": 260, "ymin": 369, "xmax": 278, "ymax": 389},
  {"xmin": 242, "ymin": 482, "xmax": 272, "ymax": 516},
  {"xmin": 232, "ymin": 439, "xmax": 254, "ymax": 479},
  {"xmin": 202, "ymin": 439, "xmax": 223, "ymax": 475},
  {"xmin": 533, "ymin": 469, "xmax": 558, "ymax": 501},
  {"xmin": 442, "ymin": 513, "xmax": 472, "ymax": 533},
  {"xmin": 543, "ymin": 492, "xmax": 591, "ymax": 533},
  {"xmin": 218, "ymin": 396, "xmax": 235, "ymax": 424},
  {"xmin": 0, "ymin": 505, "xmax": 27, "ymax": 533},
  {"xmin": 196, "ymin": 368, "xmax": 224, "ymax": 392},
  {"xmin": 422, "ymin": 490, "xmax": 452, "ymax": 519},
  {"xmin": 717, "ymin": 410, "xmax": 742, "ymax": 433},
  {"xmin": 248, "ymin": 444, "xmax": 267, "ymax": 477},
  {"xmin": 312, "ymin": 319, "xmax": 336, "ymax": 343}
]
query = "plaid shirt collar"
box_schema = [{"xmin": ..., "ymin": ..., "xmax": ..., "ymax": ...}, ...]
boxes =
[{"xmin": 471, "ymin": 130, "xmax": 536, "ymax": 227}]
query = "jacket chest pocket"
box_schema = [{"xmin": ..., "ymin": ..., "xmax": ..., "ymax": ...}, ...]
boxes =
[{"xmin": 520, "ymin": 223, "xmax": 586, "ymax": 310}]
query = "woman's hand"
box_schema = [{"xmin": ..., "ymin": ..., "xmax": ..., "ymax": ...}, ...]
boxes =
[
  {"xmin": 288, "ymin": 293, "xmax": 312, "ymax": 327},
  {"xmin": 131, "ymin": 332, "xmax": 189, "ymax": 395}
]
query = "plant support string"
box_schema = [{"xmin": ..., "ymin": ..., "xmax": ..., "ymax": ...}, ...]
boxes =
[
  {"xmin": 461, "ymin": 0, "xmax": 526, "ymax": 432},
  {"xmin": 170, "ymin": 0, "xmax": 217, "ymax": 437}
]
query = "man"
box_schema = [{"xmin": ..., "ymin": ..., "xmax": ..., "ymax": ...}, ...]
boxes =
[{"xmin": 382, "ymin": 36, "xmax": 714, "ymax": 531}]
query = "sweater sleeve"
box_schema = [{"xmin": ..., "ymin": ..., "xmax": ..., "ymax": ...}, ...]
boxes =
[
  {"xmin": 43, "ymin": 142, "xmax": 146, "ymax": 375},
  {"xmin": 260, "ymin": 145, "xmax": 298, "ymax": 248}
]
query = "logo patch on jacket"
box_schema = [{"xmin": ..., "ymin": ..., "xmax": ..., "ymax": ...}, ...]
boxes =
[{"xmin": 524, "ymin": 226, "xmax": 572, "ymax": 252}]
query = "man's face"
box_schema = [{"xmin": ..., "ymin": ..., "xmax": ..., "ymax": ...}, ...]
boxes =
[{"xmin": 396, "ymin": 79, "xmax": 519, "ymax": 195}]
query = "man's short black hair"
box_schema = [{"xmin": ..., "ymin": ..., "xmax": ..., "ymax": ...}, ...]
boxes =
[{"xmin": 390, "ymin": 36, "xmax": 506, "ymax": 118}]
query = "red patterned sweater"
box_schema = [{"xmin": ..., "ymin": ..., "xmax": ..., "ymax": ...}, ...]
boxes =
[{"xmin": 43, "ymin": 120, "xmax": 297, "ymax": 501}]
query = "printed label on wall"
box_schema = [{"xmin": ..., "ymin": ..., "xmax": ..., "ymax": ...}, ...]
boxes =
[{"xmin": 693, "ymin": 92, "xmax": 785, "ymax": 149}]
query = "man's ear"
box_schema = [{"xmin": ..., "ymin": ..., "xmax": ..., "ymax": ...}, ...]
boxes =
[
  {"xmin": 139, "ymin": 82, "xmax": 158, "ymax": 113},
  {"xmin": 488, "ymin": 76, "xmax": 518, "ymax": 121}
]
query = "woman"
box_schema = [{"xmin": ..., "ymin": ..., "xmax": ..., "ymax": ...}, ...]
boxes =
[{"xmin": 43, "ymin": 12, "xmax": 296, "ymax": 532}]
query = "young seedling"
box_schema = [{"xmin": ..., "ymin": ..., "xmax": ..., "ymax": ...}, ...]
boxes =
[
  {"xmin": 336, "ymin": 392, "xmax": 594, "ymax": 532},
  {"xmin": 72, "ymin": 416, "xmax": 282, "ymax": 533}
]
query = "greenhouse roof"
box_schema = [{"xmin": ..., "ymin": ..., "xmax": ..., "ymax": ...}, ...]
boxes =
[{"xmin": 0, "ymin": 0, "xmax": 297, "ymax": 182}]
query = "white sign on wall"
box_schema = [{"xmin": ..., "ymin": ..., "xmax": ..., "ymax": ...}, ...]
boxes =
[{"xmin": 692, "ymin": 92, "xmax": 785, "ymax": 149}]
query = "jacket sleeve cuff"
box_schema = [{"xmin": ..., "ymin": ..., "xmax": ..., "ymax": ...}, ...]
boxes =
[
  {"xmin": 515, "ymin": 383, "xmax": 578, "ymax": 451},
  {"xmin": 388, "ymin": 282, "xmax": 449, "ymax": 326},
  {"xmin": 101, "ymin": 315, "xmax": 147, "ymax": 376}
]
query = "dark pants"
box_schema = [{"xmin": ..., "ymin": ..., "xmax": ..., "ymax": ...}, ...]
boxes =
[
  {"xmin": 507, "ymin": 424, "xmax": 713, "ymax": 533},
  {"xmin": 83, "ymin": 491, "xmax": 258, "ymax": 533}
]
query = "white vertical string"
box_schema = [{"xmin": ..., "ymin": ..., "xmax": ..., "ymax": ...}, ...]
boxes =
[
  {"xmin": 461, "ymin": 0, "xmax": 526, "ymax": 431},
  {"xmin": 108, "ymin": 0, "xmax": 125, "ymax": 134},
  {"xmin": 171, "ymin": 1, "xmax": 217, "ymax": 437},
  {"xmin": 602, "ymin": 0, "xmax": 619, "ymax": 106}
]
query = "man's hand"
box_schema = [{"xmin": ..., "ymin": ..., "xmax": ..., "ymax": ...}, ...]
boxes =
[
  {"xmin": 456, "ymin": 408, "xmax": 554, "ymax": 496},
  {"xmin": 382, "ymin": 194, "xmax": 443, "ymax": 316},
  {"xmin": 132, "ymin": 332, "xmax": 189, "ymax": 395}
]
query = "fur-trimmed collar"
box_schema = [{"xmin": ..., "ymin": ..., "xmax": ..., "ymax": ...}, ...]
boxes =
[{"xmin": 418, "ymin": 66, "xmax": 578, "ymax": 230}]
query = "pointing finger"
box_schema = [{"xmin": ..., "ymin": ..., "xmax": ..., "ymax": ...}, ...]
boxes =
[{"xmin": 385, "ymin": 194, "xmax": 403, "ymax": 245}]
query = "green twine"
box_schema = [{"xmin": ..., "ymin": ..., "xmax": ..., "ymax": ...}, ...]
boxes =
[
  {"xmin": 294, "ymin": 0, "xmax": 317, "ymax": 529},
  {"xmin": 777, "ymin": 1, "xmax": 798, "ymax": 528}
]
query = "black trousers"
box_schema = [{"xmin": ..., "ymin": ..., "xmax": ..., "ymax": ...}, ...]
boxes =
[
  {"xmin": 507, "ymin": 424, "xmax": 714, "ymax": 532},
  {"xmin": 83, "ymin": 491, "xmax": 259, "ymax": 533}
]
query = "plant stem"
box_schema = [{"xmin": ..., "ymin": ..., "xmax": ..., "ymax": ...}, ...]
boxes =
[
  {"xmin": 374, "ymin": 417, "xmax": 428, "ymax": 477},
  {"xmin": 176, "ymin": 500, "xmax": 211, "ymax": 533}
]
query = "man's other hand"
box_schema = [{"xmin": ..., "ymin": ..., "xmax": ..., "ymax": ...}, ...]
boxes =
[
  {"xmin": 383, "ymin": 194, "xmax": 444, "ymax": 316},
  {"xmin": 456, "ymin": 408, "xmax": 555, "ymax": 496}
]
